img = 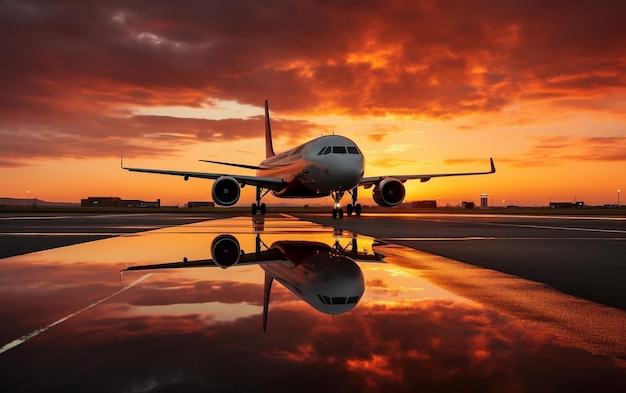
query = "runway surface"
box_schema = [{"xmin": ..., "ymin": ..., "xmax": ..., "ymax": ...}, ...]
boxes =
[
  {"xmin": 0, "ymin": 213, "xmax": 230, "ymax": 258},
  {"xmin": 298, "ymin": 213, "xmax": 626, "ymax": 311},
  {"xmin": 0, "ymin": 212, "xmax": 624, "ymax": 392}
]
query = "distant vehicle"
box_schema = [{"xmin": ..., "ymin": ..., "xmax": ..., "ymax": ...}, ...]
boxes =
[
  {"xmin": 121, "ymin": 233, "xmax": 385, "ymax": 331},
  {"xmin": 122, "ymin": 100, "xmax": 495, "ymax": 218}
]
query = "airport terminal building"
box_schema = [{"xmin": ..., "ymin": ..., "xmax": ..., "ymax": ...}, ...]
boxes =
[{"xmin": 81, "ymin": 196, "xmax": 160, "ymax": 208}]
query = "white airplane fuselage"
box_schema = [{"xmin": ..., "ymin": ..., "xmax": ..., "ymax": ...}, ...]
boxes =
[
  {"xmin": 261, "ymin": 241, "xmax": 366, "ymax": 315},
  {"xmin": 258, "ymin": 135, "xmax": 365, "ymax": 198}
]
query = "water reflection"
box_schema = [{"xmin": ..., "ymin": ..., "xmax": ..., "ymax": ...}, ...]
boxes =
[
  {"xmin": 1, "ymin": 216, "xmax": 625, "ymax": 392},
  {"xmin": 123, "ymin": 232, "xmax": 385, "ymax": 331}
]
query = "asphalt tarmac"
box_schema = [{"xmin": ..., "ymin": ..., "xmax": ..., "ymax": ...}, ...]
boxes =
[{"xmin": 0, "ymin": 213, "xmax": 230, "ymax": 258}]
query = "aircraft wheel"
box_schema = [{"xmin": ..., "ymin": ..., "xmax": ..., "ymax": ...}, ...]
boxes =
[
  {"xmin": 332, "ymin": 209, "xmax": 337, "ymax": 219},
  {"xmin": 260, "ymin": 203, "xmax": 266, "ymax": 215},
  {"xmin": 347, "ymin": 204, "xmax": 353, "ymax": 216},
  {"xmin": 252, "ymin": 203, "xmax": 258, "ymax": 215},
  {"xmin": 355, "ymin": 204, "xmax": 362, "ymax": 216},
  {"xmin": 338, "ymin": 209, "xmax": 344, "ymax": 218}
]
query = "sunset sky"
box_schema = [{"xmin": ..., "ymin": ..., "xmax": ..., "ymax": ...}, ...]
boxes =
[{"xmin": 1, "ymin": 0, "xmax": 625, "ymax": 207}]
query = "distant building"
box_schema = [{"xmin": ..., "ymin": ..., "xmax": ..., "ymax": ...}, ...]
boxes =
[
  {"xmin": 412, "ymin": 200, "xmax": 437, "ymax": 208},
  {"xmin": 81, "ymin": 197, "xmax": 120, "ymax": 207},
  {"xmin": 187, "ymin": 201, "xmax": 215, "ymax": 208},
  {"xmin": 480, "ymin": 193, "xmax": 489, "ymax": 208},
  {"xmin": 550, "ymin": 202, "xmax": 584, "ymax": 209},
  {"xmin": 81, "ymin": 197, "xmax": 160, "ymax": 208},
  {"xmin": 461, "ymin": 201, "xmax": 475, "ymax": 209},
  {"xmin": 119, "ymin": 199, "xmax": 160, "ymax": 208}
]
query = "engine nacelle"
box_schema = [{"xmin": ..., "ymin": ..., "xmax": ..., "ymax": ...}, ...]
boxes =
[
  {"xmin": 211, "ymin": 234, "xmax": 241, "ymax": 268},
  {"xmin": 372, "ymin": 178, "xmax": 406, "ymax": 207},
  {"xmin": 211, "ymin": 176, "xmax": 241, "ymax": 206}
]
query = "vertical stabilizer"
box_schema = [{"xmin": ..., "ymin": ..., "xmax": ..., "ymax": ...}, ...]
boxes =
[{"xmin": 265, "ymin": 100, "xmax": 276, "ymax": 158}]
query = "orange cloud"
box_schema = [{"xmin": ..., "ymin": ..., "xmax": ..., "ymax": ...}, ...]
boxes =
[{"xmin": 1, "ymin": 0, "xmax": 626, "ymax": 205}]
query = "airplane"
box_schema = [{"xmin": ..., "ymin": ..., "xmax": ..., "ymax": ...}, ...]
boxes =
[
  {"xmin": 122, "ymin": 100, "xmax": 496, "ymax": 218},
  {"xmin": 121, "ymin": 233, "xmax": 385, "ymax": 331}
]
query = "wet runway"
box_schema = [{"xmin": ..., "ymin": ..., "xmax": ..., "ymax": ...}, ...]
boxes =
[
  {"xmin": 299, "ymin": 213, "xmax": 626, "ymax": 310},
  {"xmin": 0, "ymin": 212, "xmax": 625, "ymax": 392},
  {"xmin": 0, "ymin": 213, "xmax": 230, "ymax": 258}
]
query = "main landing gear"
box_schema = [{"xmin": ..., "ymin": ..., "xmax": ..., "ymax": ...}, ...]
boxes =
[
  {"xmin": 331, "ymin": 188, "xmax": 362, "ymax": 219},
  {"xmin": 252, "ymin": 186, "xmax": 270, "ymax": 215},
  {"xmin": 346, "ymin": 187, "xmax": 362, "ymax": 217}
]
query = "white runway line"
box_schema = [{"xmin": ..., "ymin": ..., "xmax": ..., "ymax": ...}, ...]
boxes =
[{"xmin": 0, "ymin": 273, "xmax": 151, "ymax": 355}]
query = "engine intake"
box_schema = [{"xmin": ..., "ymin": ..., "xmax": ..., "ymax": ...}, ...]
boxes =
[
  {"xmin": 211, "ymin": 176, "xmax": 241, "ymax": 206},
  {"xmin": 372, "ymin": 178, "xmax": 406, "ymax": 207},
  {"xmin": 211, "ymin": 234, "xmax": 241, "ymax": 268}
]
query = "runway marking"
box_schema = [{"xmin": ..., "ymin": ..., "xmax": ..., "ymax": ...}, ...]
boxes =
[
  {"xmin": 0, "ymin": 216, "xmax": 73, "ymax": 221},
  {"xmin": 489, "ymin": 222, "xmax": 626, "ymax": 235},
  {"xmin": 0, "ymin": 274, "xmax": 151, "ymax": 355},
  {"xmin": 411, "ymin": 216, "xmax": 626, "ymax": 235}
]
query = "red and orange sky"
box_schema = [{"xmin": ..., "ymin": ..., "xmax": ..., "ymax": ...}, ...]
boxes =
[{"xmin": 1, "ymin": 0, "xmax": 625, "ymax": 206}]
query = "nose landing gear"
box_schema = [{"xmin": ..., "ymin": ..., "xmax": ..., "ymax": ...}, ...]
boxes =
[
  {"xmin": 331, "ymin": 190, "xmax": 344, "ymax": 219},
  {"xmin": 330, "ymin": 188, "xmax": 362, "ymax": 218}
]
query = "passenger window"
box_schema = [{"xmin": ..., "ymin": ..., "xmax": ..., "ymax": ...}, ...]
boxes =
[
  {"xmin": 332, "ymin": 146, "xmax": 347, "ymax": 154},
  {"xmin": 347, "ymin": 147, "xmax": 359, "ymax": 154}
]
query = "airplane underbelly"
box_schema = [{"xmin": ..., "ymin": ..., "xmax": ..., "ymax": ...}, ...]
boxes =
[
  {"xmin": 271, "ymin": 159, "xmax": 361, "ymax": 198},
  {"xmin": 272, "ymin": 162, "xmax": 328, "ymax": 198}
]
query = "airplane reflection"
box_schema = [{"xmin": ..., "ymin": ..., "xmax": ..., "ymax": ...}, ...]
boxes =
[{"xmin": 122, "ymin": 233, "xmax": 385, "ymax": 331}]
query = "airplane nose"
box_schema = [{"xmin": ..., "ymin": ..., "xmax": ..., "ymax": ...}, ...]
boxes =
[{"xmin": 332, "ymin": 157, "xmax": 363, "ymax": 188}]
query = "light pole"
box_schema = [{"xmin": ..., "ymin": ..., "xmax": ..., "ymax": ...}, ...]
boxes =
[
  {"xmin": 27, "ymin": 190, "xmax": 30, "ymax": 208},
  {"xmin": 490, "ymin": 193, "xmax": 493, "ymax": 208},
  {"xmin": 618, "ymin": 189, "xmax": 621, "ymax": 207}
]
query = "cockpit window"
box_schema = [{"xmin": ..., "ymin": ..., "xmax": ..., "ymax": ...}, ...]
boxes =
[
  {"xmin": 332, "ymin": 296, "xmax": 347, "ymax": 304},
  {"xmin": 318, "ymin": 295, "xmax": 360, "ymax": 305},
  {"xmin": 319, "ymin": 146, "xmax": 358, "ymax": 155}
]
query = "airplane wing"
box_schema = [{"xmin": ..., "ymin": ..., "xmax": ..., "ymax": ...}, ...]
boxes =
[
  {"xmin": 122, "ymin": 248, "xmax": 286, "ymax": 272},
  {"xmin": 121, "ymin": 159, "xmax": 285, "ymax": 191},
  {"xmin": 359, "ymin": 158, "xmax": 495, "ymax": 188}
]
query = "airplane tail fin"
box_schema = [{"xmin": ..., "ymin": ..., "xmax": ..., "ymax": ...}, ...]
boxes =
[{"xmin": 265, "ymin": 100, "xmax": 275, "ymax": 158}]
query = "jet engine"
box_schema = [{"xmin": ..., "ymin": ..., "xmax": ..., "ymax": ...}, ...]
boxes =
[
  {"xmin": 211, "ymin": 176, "xmax": 241, "ymax": 206},
  {"xmin": 211, "ymin": 234, "xmax": 241, "ymax": 268},
  {"xmin": 372, "ymin": 178, "xmax": 406, "ymax": 207}
]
